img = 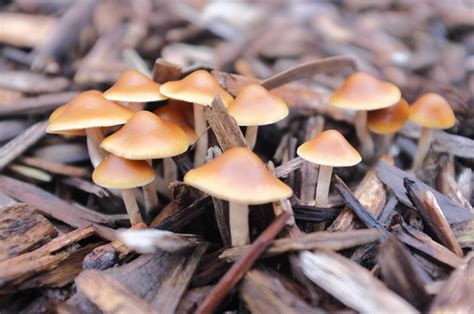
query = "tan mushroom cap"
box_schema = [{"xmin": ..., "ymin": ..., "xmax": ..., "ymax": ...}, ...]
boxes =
[
  {"xmin": 367, "ymin": 98, "xmax": 410, "ymax": 134},
  {"xmin": 227, "ymin": 84, "xmax": 289, "ymax": 126},
  {"xmin": 184, "ymin": 147, "xmax": 293, "ymax": 205},
  {"xmin": 297, "ymin": 129, "xmax": 361, "ymax": 167},
  {"xmin": 103, "ymin": 70, "xmax": 167, "ymax": 102},
  {"xmin": 154, "ymin": 105, "xmax": 197, "ymax": 145},
  {"xmin": 409, "ymin": 93, "xmax": 455, "ymax": 129},
  {"xmin": 160, "ymin": 70, "xmax": 233, "ymax": 107},
  {"xmin": 101, "ymin": 110, "xmax": 189, "ymax": 160},
  {"xmin": 47, "ymin": 90, "xmax": 134, "ymax": 133},
  {"xmin": 48, "ymin": 105, "xmax": 86, "ymax": 136},
  {"xmin": 92, "ymin": 154, "xmax": 155, "ymax": 189},
  {"xmin": 167, "ymin": 99, "xmax": 194, "ymax": 125},
  {"xmin": 330, "ymin": 72, "xmax": 401, "ymax": 111}
]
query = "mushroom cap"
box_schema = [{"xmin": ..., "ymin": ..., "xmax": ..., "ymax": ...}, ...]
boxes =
[
  {"xmin": 297, "ymin": 129, "xmax": 361, "ymax": 167},
  {"xmin": 92, "ymin": 154, "xmax": 155, "ymax": 189},
  {"xmin": 167, "ymin": 99, "xmax": 194, "ymax": 125},
  {"xmin": 227, "ymin": 84, "xmax": 289, "ymax": 126},
  {"xmin": 103, "ymin": 70, "xmax": 167, "ymax": 102},
  {"xmin": 101, "ymin": 110, "xmax": 189, "ymax": 160},
  {"xmin": 154, "ymin": 105, "xmax": 197, "ymax": 144},
  {"xmin": 47, "ymin": 90, "xmax": 134, "ymax": 132},
  {"xmin": 184, "ymin": 147, "xmax": 293, "ymax": 205},
  {"xmin": 409, "ymin": 93, "xmax": 455, "ymax": 129},
  {"xmin": 330, "ymin": 72, "xmax": 401, "ymax": 111},
  {"xmin": 159, "ymin": 70, "xmax": 233, "ymax": 107},
  {"xmin": 367, "ymin": 98, "xmax": 410, "ymax": 134},
  {"xmin": 48, "ymin": 105, "xmax": 87, "ymax": 136}
]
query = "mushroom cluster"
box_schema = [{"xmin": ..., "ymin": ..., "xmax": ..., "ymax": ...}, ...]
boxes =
[{"xmin": 46, "ymin": 67, "xmax": 455, "ymax": 246}]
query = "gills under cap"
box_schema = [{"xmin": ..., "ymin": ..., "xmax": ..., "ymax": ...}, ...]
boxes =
[
  {"xmin": 100, "ymin": 110, "xmax": 189, "ymax": 160},
  {"xmin": 227, "ymin": 84, "xmax": 289, "ymax": 126},
  {"xmin": 103, "ymin": 70, "xmax": 167, "ymax": 102},
  {"xmin": 159, "ymin": 70, "xmax": 233, "ymax": 107},
  {"xmin": 330, "ymin": 72, "xmax": 401, "ymax": 111},
  {"xmin": 297, "ymin": 129, "xmax": 361, "ymax": 167},
  {"xmin": 92, "ymin": 154, "xmax": 155, "ymax": 189},
  {"xmin": 184, "ymin": 147, "xmax": 293, "ymax": 205}
]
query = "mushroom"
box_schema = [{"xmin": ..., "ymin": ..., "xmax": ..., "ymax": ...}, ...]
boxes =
[
  {"xmin": 367, "ymin": 98, "xmax": 410, "ymax": 155},
  {"xmin": 160, "ymin": 70, "xmax": 233, "ymax": 165},
  {"xmin": 47, "ymin": 90, "xmax": 134, "ymax": 167},
  {"xmin": 409, "ymin": 93, "xmax": 455, "ymax": 170},
  {"xmin": 100, "ymin": 111, "xmax": 189, "ymax": 212},
  {"xmin": 49, "ymin": 104, "xmax": 86, "ymax": 136},
  {"xmin": 297, "ymin": 129, "xmax": 361, "ymax": 207},
  {"xmin": 103, "ymin": 69, "xmax": 167, "ymax": 111},
  {"xmin": 93, "ymin": 154, "xmax": 155, "ymax": 225},
  {"xmin": 184, "ymin": 147, "xmax": 292, "ymax": 247},
  {"xmin": 227, "ymin": 84, "xmax": 289, "ymax": 150},
  {"xmin": 154, "ymin": 104, "xmax": 198, "ymax": 183},
  {"xmin": 330, "ymin": 72, "xmax": 401, "ymax": 159}
]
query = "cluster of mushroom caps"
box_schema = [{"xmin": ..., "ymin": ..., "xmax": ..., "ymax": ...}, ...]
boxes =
[{"xmin": 46, "ymin": 68, "xmax": 455, "ymax": 247}]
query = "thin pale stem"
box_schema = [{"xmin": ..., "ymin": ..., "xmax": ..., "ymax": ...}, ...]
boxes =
[
  {"xmin": 85, "ymin": 127, "xmax": 106, "ymax": 168},
  {"xmin": 121, "ymin": 188, "xmax": 143, "ymax": 225},
  {"xmin": 315, "ymin": 165, "xmax": 333, "ymax": 207},
  {"xmin": 413, "ymin": 127, "xmax": 433, "ymax": 171},
  {"xmin": 194, "ymin": 103, "xmax": 208, "ymax": 166},
  {"xmin": 229, "ymin": 202, "xmax": 249, "ymax": 247},
  {"xmin": 163, "ymin": 157, "xmax": 178, "ymax": 183},
  {"xmin": 143, "ymin": 159, "xmax": 159, "ymax": 212},
  {"xmin": 355, "ymin": 111, "xmax": 374, "ymax": 160},
  {"xmin": 245, "ymin": 125, "xmax": 258, "ymax": 150}
]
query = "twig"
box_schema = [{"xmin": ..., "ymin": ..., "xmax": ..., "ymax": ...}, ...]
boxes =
[
  {"xmin": 152, "ymin": 58, "xmax": 182, "ymax": 83},
  {"xmin": 0, "ymin": 91, "xmax": 78, "ymax": 115},
  {"xmin": 19, "ymin": 156, "xmax": 89, "ymax": 178},
  {"xmin": 196, "ymin": 211, "xmax": 291, "ymax": 314},
  {"xmin": 275, "ymin": 156, "xmax": 306, "ymax": 178}
]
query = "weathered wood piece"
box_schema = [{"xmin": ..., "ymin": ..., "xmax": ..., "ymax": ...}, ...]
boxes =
[
  {"xmin": 75, "ymin": 271, "xmax": 158, "ymax": 314},
  {"xmin": 275, "ymin": 156, "xmax": 306, "ymax": 178},
  {"xmin": 0, "ymin": 204, "xmax": 57, "ymax": 261},
  {"xmin": 376, "ymin": 161, "xmax": 474, "ymax": 224},
  {"xmin": 153, "ymin": 58, "xmax": 182, "ymax": 83},
  {"xmin": 300, "ymin": 250, "xmax": 418, "ymax": 314},
  {"xmin": 0, "ymin": 91, "xmax": 78, "ymax": 115},
  {"xmin": 19, "ymin": 157, "xmax": 89, "ymax": 178}
]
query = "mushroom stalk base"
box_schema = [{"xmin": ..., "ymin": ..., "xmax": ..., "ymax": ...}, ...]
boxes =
[
  {"xmin": 245, "ymin": 125, "xmax": 258, "ymax": 150},
  {"xmin": 413, "ymin": 127, "xmax": 433, "ymax": 171},
  {"xmin": 315, "ymin": 165, "xmax": 333, "ymax": 207},
  {"xmin": 194, "ymin": 103, "xmax": 208, "ymax": 166},
  {"xmin": 355, "ymin": 111, "xmax": 374, "ymax": 160},
  {"xmin": 121, "ymin": 188, "xmax": 143, "ymax": 225},
  {"xmin": 229, "ymin": 202, "xmax": 249, "ymax": 247},
  {"xmin": 143, "ymin": 159, "xmax": 159, "ymax": 212},
  {"xmin": 85, "ymin": 127, "xmax": 105, "ymax": 168}
]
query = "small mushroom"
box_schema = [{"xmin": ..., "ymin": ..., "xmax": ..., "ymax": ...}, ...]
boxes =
[
  {"xmin": 297, "ymin": 129, "xmax": 361, "ymax": 207},
  {"xmin": 367, "ymin": 98, "xmax": 410, "ymax": 154},
  {"xmin": 184, "ymin": 147, "xmax": 292, "ymax": 247},
  {"xmin": 100, "ymin": 111, "xmax": 189, "ymax": 212},
  {"xmin": 160, "ymin": 70, "xmax": 233, "ymax": 165},
  {"xmin": 227, "ymin": 84, "xmax": 289, "ymax": 150},
  {"xmin": 46, "ymin": 90, "xmax": 134, "ymax": 167},
  {"xmin": 330, "ymin": 72, "xmax": 401, "ymax": 159},
  {"xmin": 103, "ymin": 69, "xmax": 167, "ymax": 111},
  {"xmin": 409, "ymin": 93, "xmax": 455, "ymax": 170},
  {"xmin": 92, "ymin": 154, "xmax": 155, "ymax": 225}
]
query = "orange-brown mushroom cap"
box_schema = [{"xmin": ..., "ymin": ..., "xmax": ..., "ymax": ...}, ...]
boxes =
[
  {"xmin": 330, "ymin": 72, "xmax": 401, "ymax": 111},
  {"xmin": 227, "ymin": 84, "xmax": 289, "ymax": 126},
  {"xmin": 367, "ymin": 98, "xmax": 410, "ymax": 134},
  {"xmin": 184, "ymin": 147, "xmax": 293, "ymax": 205},
  {"xmin": 409, "ymin": 93, "xmax": 455, "ymax": 129},
  {"xmin": 48, "ymin": 104, "xmax": 86, "ymax": 136},
  {"xmin": 101, "ymin": 110, "xmax": 189, "ymax": 160},
  {"xmin": 92, "ymin": 154, "xmax": 155, "ymax": 189},
  {"xmin": 159, "ymin": 70, "xmax": 233, "ymax": 107},
  {"xmin": 154, "ymin": 105, "xmax": 197, "ymax": 145},
  {"xmin": 46, "ymin": 90, "xmax": 134, "ymax": 133},
  {"xmin": 297, "ymin": 129, "xmax": 361, "ymax": 167},
  {"xmin": 103, "ymin": 70, "xmax": 167, "ymax": 102}
]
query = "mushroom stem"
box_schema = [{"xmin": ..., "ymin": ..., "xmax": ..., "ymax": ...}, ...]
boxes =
[
  {"xmin": 193, "ymin": 103, "xmax": 208, "ymax": 166},
  {"xmin": 375, "ymin": 134, "xmax": 394, "ymax": 157},
  {"xmin": 354, "ymin": 111, "xmax": 374, "ymax": 159},
  {"xmin": 229, "ymin": 202, "xmax": 249, "ymax": 246},
  {"xmin": 121, "ymin": 188, "xmax": 143, "ymax": 225},
  {"xmin": 413, "ymin": 127, "xmax": 433, "ymax": 171},
  {"xmin": 142, "ymin": 159, "xmax": 159, "ymax": 212},
  {"xmin": 163, "ymin": 157, "xmax": 177, "ymax": 183},
  {"xmin": 315, "ymin": 165, "xmax": 333, "ymax": 207},
  {"xmin": 245, "ymin": 125, "xmax": 258, "ymax": 150},
  {"xmin": 123, "ymin": 101, "xmax": 144, "ymax": 112},
  {"xmin": 85, "ymin": 127, "xmax": 106, "ymax": 168}
]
